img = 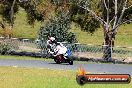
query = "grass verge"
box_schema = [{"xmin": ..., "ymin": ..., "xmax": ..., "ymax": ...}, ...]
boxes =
[
  {"xmin": 0, "ymin": 67, "xmax": 131, "ymax": 88},
  {"xmin": 0, "ymin": 55, "xmax": 48, "ymax": 60}
]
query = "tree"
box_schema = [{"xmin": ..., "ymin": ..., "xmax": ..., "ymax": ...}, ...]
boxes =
[
  {"xmin": 0, "ymin": 0, "xmax": 19, "ymax": 38},
  {"xmin": 38, "ymin": 10, "xmax": 77, "ymax": 53},
  {"xmin": 39, "ymin": 11, "xmax": 77, "ymax": 43},
  {"xmin": 0, "ymin": 0, "xmax": 45, "ymax": 37},
  {"xmin": 76, "ymin": 0, "xmax": 132, "ymax": 60},
  {"xmin": 69, "ymin": 0, "xmax": 100, "ymax": 34}
]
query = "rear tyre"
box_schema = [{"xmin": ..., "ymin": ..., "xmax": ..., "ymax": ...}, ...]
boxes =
[{"xmin": 68, "ymin": 60, "xmax": 73, "ymax": 65}]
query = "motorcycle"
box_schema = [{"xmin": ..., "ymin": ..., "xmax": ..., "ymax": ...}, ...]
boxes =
[{"xmin": 50, "ymin": 48, "xmax": 73, "ymax": 65}]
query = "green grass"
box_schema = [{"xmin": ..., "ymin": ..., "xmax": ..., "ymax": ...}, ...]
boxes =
[
  {"xmin": 12, "ymin": 8, "xmax": 41, "ymax": 39},
  {"xmin": 0, "ymin": 55, "xmax": 48, "ymax": 60},
  {"xmin": 70, "ymin": 23, "xmax": 132, "ymax": 47},
  {"xmin": 0, "ymin": 67, "xmax": 131, "ymax": 88},
  {"xmin": 0, "ymin": 8, "xmax": 41, "ymax": 39}
]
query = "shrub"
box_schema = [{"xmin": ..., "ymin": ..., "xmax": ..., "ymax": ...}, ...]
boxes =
[
  {"xmin": 38, "ymin": 11, "xmax": 77, "ymax": 51},
  {"xmin": 0, "ymin": 39, "xmax": 19, "ymax": 55}
]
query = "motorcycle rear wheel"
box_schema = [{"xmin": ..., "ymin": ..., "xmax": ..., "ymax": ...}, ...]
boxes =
[{"xmin": 68, "ymin": 60, "xmax": 73, "ymax": 65}]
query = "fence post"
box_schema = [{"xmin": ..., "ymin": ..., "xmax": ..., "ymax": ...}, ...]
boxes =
[{"xmin": 102, "ymin": 44, "xmax": 112, "ymax": 61}]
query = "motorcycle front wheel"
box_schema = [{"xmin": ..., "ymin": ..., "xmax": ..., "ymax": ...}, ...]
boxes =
[{"xmin": 54, "ymin": 59, "xmax": 60, "ymax": 64}]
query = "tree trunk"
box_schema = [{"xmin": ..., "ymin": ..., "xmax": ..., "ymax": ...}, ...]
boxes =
[
  {"xmin": 10, "ymin": 0, "xmax": 16, "ymax": 28},
  {"xmin": 8, "ymin": 0, "xmax": 16, "ymax": 38},
  {"xmin": 102, "ymin": 27, "xmax": 115, "ymax": 61}
]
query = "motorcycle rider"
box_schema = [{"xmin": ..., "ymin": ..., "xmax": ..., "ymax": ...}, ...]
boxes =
[
  {"xmin": 47, "ymin": 37, "xmax": 73, "ymax": 65},
  {"xmin": 53, "ymin": 42, "xmax": 67, "ymax": 57},
  {"xmin": 47, "ymin": 37, "xmax": 56, "ymax": 55},
  {"xmin": 47, "ymin": 37, "xmax": 69, "ymax": 58}
]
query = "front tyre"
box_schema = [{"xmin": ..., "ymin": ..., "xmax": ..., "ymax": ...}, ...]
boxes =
[{"xmin": 54, "ymin": 59, "xmax": 60, "ymax": 64}]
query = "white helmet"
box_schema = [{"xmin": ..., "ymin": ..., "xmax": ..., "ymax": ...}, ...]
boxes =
[
  {"xmin": 47, "ymin": 37, "xmax": 56, "ymax": 44},
  {"xmin": 49, "ymin": 37, "xmax": 55, "ymax": 41}
]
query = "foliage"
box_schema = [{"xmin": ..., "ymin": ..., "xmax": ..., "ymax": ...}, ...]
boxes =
[
  {"xmin": 39, "ymin": 11, "xmax": 77, "ymax": 43},
  {"xmin": 0, "ymin": 0, "xmax": 19, "ymax": 24},
  {"xmin": 1, "ymin": 7, "xmax": 132, "ymax": 47},
  {"xmin": 72, "ymin": 14, "xmax": 100, "ymax": 34},
  {"xmin": 19, "ymin": 0, "xmax": 44, "ymax": 26},
  {"xmin": 0, "ymin": 0, "xmax": 132, "ymax": 44},
  {"xmin": 0, "ymin": 28, "xmax": 13, "ymax": 37},
  {"xmin": 0, "ymin": 0, "xmax": 101, "ymax": 35},
  {"xmin": 0, "ymin": 44, "xmax": 11, "ymax": 55},
  {"xmin": 0, "ymin": 0, "xmax": 43, "ymax": 27},
  {"xmin": 75, "ymin": 0, "xmax": 132, "ymax": 60},
  {"xmin": 48, "ymin": 0, "xmax": 101, "ymax": 34},
  {"xmin": 100, "ymin": 0, "xmax": 132, "ymax": 26},
  {"xmin": 0, "ymin": 39, "xmax": 18, "ymax": 55},
  {"xmin": 67, "ymin": 0, "xmax": 100, "ymax": 34}
]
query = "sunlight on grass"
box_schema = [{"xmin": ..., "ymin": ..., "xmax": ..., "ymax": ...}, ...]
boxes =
[
  {"xmin": 13, "ymin": 8, "xmax": 41, "ymax": 39},
  {"xmin": 0, "ymin": 67, "xmax": 131, "ymax": 88},
  {"xmin": 0, "ymin": 55, "xmax": 48, "ymax": 60},
  {"xmin": 70, "ymin": 23, "xmax": 132, "ymax": 47}
]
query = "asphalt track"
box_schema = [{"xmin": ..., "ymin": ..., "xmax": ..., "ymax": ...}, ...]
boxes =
[{"xmin": 0, "ymin": 59, "xmax": 132, "ymax": 75}]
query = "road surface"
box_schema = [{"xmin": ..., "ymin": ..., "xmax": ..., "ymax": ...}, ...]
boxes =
[{"xmin": 0, "ymin": 59, "xmax": 132, "ymax": 75}]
